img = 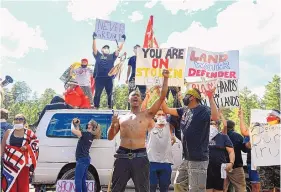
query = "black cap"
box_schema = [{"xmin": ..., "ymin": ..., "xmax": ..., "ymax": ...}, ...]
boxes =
[
  {"xmin": 134, "ymin": 44, "xmax": 141, "ymax": 49},
  {"xmin": 102, "ymin": 45, "xmax": 110, "ymax": 49}
]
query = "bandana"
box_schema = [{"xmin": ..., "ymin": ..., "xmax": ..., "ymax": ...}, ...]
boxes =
[{"xmin": 185, "ymin": 89, "xmax": 201, "ymax": 100}]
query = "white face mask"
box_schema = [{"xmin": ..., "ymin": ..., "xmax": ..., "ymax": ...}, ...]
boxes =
[
  {"xmin": 103, "ymin": 48, "xmax": 109, "ymax": 54},
  {"xmin": 14, "ymin": 123, "xmax": 24, "ymax": 130},
  {"xmin": 156, "ymin": 116, "xmax": 167, "ymax": 125},
  {"xmin": 209, "ymin": 125, "xmax": 219, "ymax": 141}
]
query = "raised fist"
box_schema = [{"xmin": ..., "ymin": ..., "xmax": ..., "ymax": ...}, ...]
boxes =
[
  {"xmin": 92, "ymin": 32, "xmax": 97, "ymax": 39},
  {"xmin": 111, "ymin": 113, "xmax": 119, "ymax": 126},
  {"xmin": 162, "ymin": 69, "xmax": 170, "ymax": 78},
  {"xmin": 121, "ymin": 34, "xmax": 126, "ymax": 41},
  {"xmin": 72, "ymin": 118, "xmax": 80, "ymax": 125}
]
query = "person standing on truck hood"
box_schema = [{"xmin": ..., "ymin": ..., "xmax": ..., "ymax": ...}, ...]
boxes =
[
  {"xmin": 161, "ymin": 87, "xmax": 219, "ymax": 192},
  {"xmin": 71, "ymin": 118, "xmax": 101, "ymax": 192},
  {"xmin": 1, "ymin": 114, "xmax": 39, "ymax": 192},
  {"xmin": 107, "ymin": 69, "xmax": 170, "ymax": 192}
]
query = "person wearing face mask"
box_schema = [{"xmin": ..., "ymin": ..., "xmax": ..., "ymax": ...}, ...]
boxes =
[
  {"xmin": 206, "ymin": 120, "xmax": 235, "ymax": 192},
  {"xmin": 161, "ymin": 87, "xmax": 219, "ymax": 192},
  {"xmin": 70, "ymin": 58, "xmax": 93, "ymax": 106},
  {"xmin": 146, "ymin": 108, "xmax": 175, "ymax": 192},
  {"xmin": 92, "ymin": 32, "xmax": 126, "ymax": 109},
  {"xmin": 1, "ymin": 114, "xmax": 39, "ymax": 192},
  {"xmin": 126, "ymin": 45, "xmax": 146, "ymax": 107},
  {"xmin": 71, "ymin": 118, "xmax": 101, "ymax": 192}
]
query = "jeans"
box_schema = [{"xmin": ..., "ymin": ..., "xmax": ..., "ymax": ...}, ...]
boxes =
[
  {"xmin": 150, "ymin": 162, "xmax": 172, "ymax": 192},
  {"xmin": 94, "ymin": 77, "xmax": 113, "ymax": 108},
  {"xmin": 75, "ymin": 157, "xmax": 91, "ymax": 192}
]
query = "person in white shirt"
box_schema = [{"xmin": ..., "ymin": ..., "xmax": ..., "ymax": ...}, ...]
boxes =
[
  {"xmin": 70, "ymin": 58, "xmax": 93, "ymax": 106},
  {"xmin": 147, "ymin": 108, "xmax": 176, "ymax": 192}
]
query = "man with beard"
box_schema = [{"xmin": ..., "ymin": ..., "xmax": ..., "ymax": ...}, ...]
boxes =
[
  {"xmin": 107, "ymin": 69, "xmax": 170, "ymax": 192},
  {"xmin": 92, "ymin": 32, "xmax": 126, "ymax": 109}
]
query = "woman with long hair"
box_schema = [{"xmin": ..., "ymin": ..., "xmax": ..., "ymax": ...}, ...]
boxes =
[{"xmin": 1, "ymin": 113, "xmax": 39, "ymax": 192}]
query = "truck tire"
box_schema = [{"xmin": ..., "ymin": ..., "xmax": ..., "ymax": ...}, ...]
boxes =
[{"xmin": 60, "ymin": 168, "xmax": 98, "ymax": 192}]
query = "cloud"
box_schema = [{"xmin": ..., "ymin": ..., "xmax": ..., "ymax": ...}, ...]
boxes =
[
  {"xmin": 144, "ymin": 0, "xmax": 217, "ymax": 14},
  {"xmin": 0, "ymin": 8, "xmax": 48, "ymax": 60},
  {"xmin": 128, "ymin": 11, "xmax": 144, "ymax": 23},
  {"xmin": 67, "ymin": 0, "xmax": 120, "ymax": 21},
  {"xmin": 161, "ymin": 0, "xmax": 280, "ymax": 52}
]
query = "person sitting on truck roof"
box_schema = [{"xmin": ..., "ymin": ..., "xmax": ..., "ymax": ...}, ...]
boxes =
[
  {"xmin": 64, "ymin": 79, "xmax": 91, "ymax": 109},
  {"xmin": 107, "ymin": 69, "xmax": 170, "ymax": 192},
  {"xmin": 71, "ymin": 117, "xmax": 101, "ymax": 192}
]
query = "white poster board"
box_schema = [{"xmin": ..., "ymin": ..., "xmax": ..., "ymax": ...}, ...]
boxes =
[
  {"xmin": 250, "ymin": 109, "xmax": 281, "ymax": 167},
  {"xmin": 186, "ymin": 47, "xmax": 239, "ymax": 79},
  {"xmin": 135, "ymin": 48, "xmax": 186, "ymax": 87},
  {"xmin": 95, "ymin": 19, "xmax": 125, "ymax": 42},
  {"xmin": 56, "ymin": 180, "xmax": 95, "ymax": 192},
  {"xmin": 188, "ymin": 79, "xmax": 239, "ymax": 108}
]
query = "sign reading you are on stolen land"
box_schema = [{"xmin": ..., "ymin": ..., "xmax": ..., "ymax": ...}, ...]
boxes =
[
  {"xmin": 95, "ymin": 19, "xmax": 125, "ymax": 42},
  {"xmin": 188, "ymin": 78, "xmax": 239, "ymax": 108},
  {"xmin": 186, "ymin": 47, "xmax": 239, "ymax": 79},
  {"xmin": 56, "ymin": 180, "xmax": 95, "ymax": 192},
  {"xmin": 135, "ymin": 48, "xmax": 186, "ymax": 87},
  {"xmin": 250, "ymin": 109, "xmax": 281, "ymax": 167}
]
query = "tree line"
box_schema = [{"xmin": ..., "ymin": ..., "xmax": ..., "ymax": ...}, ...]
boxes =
[{"xmin": 2, "ymin": 75, "xmax": 280, "ymax": 133}]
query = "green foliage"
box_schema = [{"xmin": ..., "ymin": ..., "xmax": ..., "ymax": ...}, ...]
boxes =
[{"xmin": 263, "ymin": 75, "xmax": 280, "ymax": 110}]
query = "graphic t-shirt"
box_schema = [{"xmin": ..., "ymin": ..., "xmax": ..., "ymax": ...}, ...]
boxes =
[
  {"xmin": 177, "ymin": 105, "xmax": 211, "ymax": 161},
  {"xmin": 209, "ymin": 133, "xmax": 233, "ymax": 166},
  {"xmin": 73, "ymin": 67, "xmax": 92, "ymax": 86},
  {"xmin": 128, "ymin": 56, "xmax": 136, "ymax": 81},
  {"xmin": 75, "ymin": 132, "xmax": 94, "ymax": 160},
  {"xmin": 93, "ymin": 51, "xmax": 118, "ymax": 78}
]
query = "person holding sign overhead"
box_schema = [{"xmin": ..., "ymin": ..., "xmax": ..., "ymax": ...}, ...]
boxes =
[
  {"xmin": 107, "ymin": 69, "xmax": 170, "ymax": 192},
  {"xmin": 92, "ymin": 32, "xmax": 126, "ymax": 109},
  {"xmin": 161, "ymin": 87, "xmax": 219, "ymax": 192}
]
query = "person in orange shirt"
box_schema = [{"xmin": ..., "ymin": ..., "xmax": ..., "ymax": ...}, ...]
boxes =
[{"xmin": 64, "ymin": 80, "xmax": 91, "ymax": 109}]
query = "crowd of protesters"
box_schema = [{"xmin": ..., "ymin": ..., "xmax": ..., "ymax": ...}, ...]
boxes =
[{"xmin": 1, "ymin": 32, "xmax": 280, "ymax": 192}]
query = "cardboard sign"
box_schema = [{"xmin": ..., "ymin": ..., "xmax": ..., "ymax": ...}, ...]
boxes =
[
  {"xmin": 56, "ymin": 180, "xmax": 95, "ymax": 192},
  {"xmin": 250, "ymin": 109, "xmax": 281, "ymax": 167},
  {"xmin": 188, "ymin": 78, "xmax": 239, "ymax": 108},
  {"xmin": 95, "ymin": 19, "xmax": 125, "ymax": 42},
  {"xmin": 135, "ymin": 48, "xmax": 186, "ymax": 87},
  {"xmin": 186, "ymin": 47, "xmax": 239, "ymax": 79}
]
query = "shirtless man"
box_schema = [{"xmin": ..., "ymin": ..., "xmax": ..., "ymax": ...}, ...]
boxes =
[{"xmin": 107, "ymin": 69, "xmax": 170, "ymax": 192}]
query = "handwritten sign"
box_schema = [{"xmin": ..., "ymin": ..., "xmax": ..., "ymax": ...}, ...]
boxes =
[
  {"xmin": 186, "ymin": 47, "xmax": 239, "ymax": 79},
  {"xmin": 250, "ymin": 109, "xmax": 281, "ymax": 167},
  {"xmin": 56, "ymin": 180, "xmax": 95, "ymax": 192},
  {"xmin": 95, "ymin": 19, "xmax": 125, "ymax": 42},
  {"xmin": 135, "ymin": 48, "xmax": 186, "ymax": 87},
  {"xmin": 188, "ymin": 79, "xmax": 239, "ymax": 108}
]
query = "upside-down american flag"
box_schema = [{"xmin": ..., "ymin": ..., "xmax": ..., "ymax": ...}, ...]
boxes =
[{"xmin": 1, "ymin": 129, "xmax": 39, "ymax": 192}]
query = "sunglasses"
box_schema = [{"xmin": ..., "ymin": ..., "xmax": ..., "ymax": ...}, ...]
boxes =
[{"xmin": 14, "ymin": 117, "xmax": 24, "ymax": 121}]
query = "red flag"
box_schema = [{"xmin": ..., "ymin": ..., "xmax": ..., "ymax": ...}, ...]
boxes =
[{"xmin": 143, "ymin": 16, "xmax": 159, "ymax": 48}]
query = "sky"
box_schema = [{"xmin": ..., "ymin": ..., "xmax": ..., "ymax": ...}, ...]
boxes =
[{"xmin": 1, "ymin": 0, "xmax": 280, "ymax": 98}]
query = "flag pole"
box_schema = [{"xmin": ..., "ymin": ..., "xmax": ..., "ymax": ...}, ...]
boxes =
[{"xmin": 151, "ymin": 15, "xmax": 154, "ymax": 48}]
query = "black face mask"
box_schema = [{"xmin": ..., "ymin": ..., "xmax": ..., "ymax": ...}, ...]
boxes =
[
  {"xmin": 81, "ymin": 65, "xmax": 87, "ymax": 68},
  {"xmin": 183, "ymin": 95, "xmax": 191, "ymax": 106}
]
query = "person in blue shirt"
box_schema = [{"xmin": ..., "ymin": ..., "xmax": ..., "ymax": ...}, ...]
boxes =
[
  {"xmin": 0, "ymin": 108, "xmax": 13, "ymax": 142},
  {"xmin": 71, "ymin": 117, "xmax": 101, "ymax": 192},
  {"xmin": 92, "ymin": 32, "xmax": 126, "ymax": 109},
  {"xmin": 162, "ymin": 87, "xmax": 219, "ymax": 191},
  {"xmin": 126, "ymin": 45, "xmax": 146, "ymax": 107}
]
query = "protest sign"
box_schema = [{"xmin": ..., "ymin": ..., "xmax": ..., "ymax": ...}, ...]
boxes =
[
  {"xmin": 135, "ymin": 48, "xmax": 186, "ymax": 87},
  {"xmin": 186, "ymin": 47, "xmax": 239, "ymax": 79},
  {"xmin": 250, "ymin": 109, "xmax": 280, "ymax": 167},
  {"xmin": 95, "ymin": 19, "xmax": 125, "ymax": 42},
  {"xmin": 188, "ymin": 78, "xmax": 239, "ymax": 108},
  {"xmin": 56, "ymin": 180, "xmax": 95, "ymax": 192}
]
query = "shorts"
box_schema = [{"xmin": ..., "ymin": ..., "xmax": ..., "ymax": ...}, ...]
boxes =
[
  {"xmin": 206, "ymin": 163, "xmax": 224, "ymax": 190},
  {"xmin": 247, "ymin": 164, "xmax": 260, "ymax": 183}
]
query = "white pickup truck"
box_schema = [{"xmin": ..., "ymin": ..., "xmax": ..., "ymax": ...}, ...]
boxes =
[{"xmin": 31, "ymin": 109, "xmax": 183, "ymax": 192}]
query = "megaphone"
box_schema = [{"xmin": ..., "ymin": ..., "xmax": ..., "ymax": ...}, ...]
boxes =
[{"xmin": 1, "ymin": 75, "xmax": 13, "ymax": 87}]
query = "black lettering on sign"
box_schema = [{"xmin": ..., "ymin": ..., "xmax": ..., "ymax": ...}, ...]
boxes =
[
  {"xmin": 216, "ymin": 79, "xmax": 238, "ymax": 94},
  {"xmin": 220, "ymin": 96, "xmax": 239, "ymax": 107},
  {"xmin": 165, "ymin": 48, "xmax": 184, "ymax": 59}
]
